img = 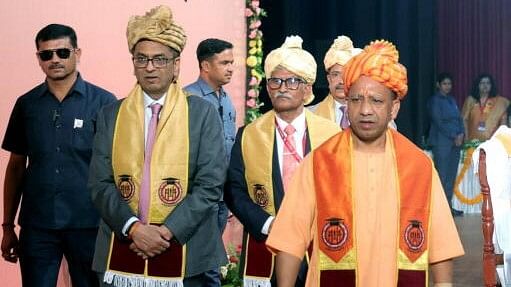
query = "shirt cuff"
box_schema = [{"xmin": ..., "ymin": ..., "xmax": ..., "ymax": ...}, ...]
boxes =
[
  {"xmin": 122, "ymin": 217, "xmax": 140, "ymax": 236},
  {"xmin": 261, "ymin": 216, "xmax": 275, "ymax": 235}
]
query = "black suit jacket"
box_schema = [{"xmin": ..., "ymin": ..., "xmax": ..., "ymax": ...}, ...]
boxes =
[{"xmin": 225, "ymin": 126, "xmax": 311, "ymax": 241}]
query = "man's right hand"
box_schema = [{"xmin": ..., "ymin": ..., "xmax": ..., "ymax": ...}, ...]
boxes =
[
  {"xmin": 1, "ymin": 227, "xmax": 19, "ymax": 263},
  {"xmin": 129, "ymin": 223, "xmax": 170, "ymax": 258}
]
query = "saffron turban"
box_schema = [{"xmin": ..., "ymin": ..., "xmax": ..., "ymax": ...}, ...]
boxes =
[
  {"xmin": 343, "ymin": 40, "xmax": 408, "ymax": 99},
  {"xmin": 264, "ymin": 35, "xmax": 317, "ymax": 104},
  {"xmin": 323, "ymin": 35, "xmax": 362, "ymax": 71},
  {"xmin": 127, "ymin": 5, "xmax": 187, "ymax": 53}
]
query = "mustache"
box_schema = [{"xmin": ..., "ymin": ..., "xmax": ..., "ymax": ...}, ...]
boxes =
[
  {"xmin": 273, "ymin": 92, "xmax": 292, "ymax": 99},
  {"xmin": 335, "ymin": 84, "xmax": 344, "ymax": 90},
  {"xmin": 49, "ymin": 64, "xmax": 65, "ymax": 69}
]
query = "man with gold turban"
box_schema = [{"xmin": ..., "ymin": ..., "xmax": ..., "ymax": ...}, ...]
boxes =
[
  {"xmin": 267, "ymin": 40, "xmax": 464, "ymax": 287},
  {"xmin": 310, "ymin": 35, "xmax": 361, "ymax": 129},
  {"xmin": 224, "ymin": 35, "xmax": 339, "ymax": 286},
  {"xmin": 89, "ymin": 5, "xmax": 227, "ymax": 286}
]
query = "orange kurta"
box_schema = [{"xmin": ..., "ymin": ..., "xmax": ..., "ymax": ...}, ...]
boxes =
[{"xmin": 266, "ymin": 134, "xmax": 464, "ymax": 286}]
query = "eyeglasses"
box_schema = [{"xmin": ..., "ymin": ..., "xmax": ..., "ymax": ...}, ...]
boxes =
[
  {"xmin": 37, "ymin": 48, "xmax": 75, "ymax": 61},
  {"xmin": 267, "ymin": 77, "xmax": 305, "ymax": 90},
  {"xmin": 133, "ymin": 56, "xmax": 172, "ymax": 68}
]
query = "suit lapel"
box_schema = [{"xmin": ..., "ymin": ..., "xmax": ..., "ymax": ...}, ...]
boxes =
[{"xmin": 272, "ymin": 136, "xmax": 284, "ymax": 211}]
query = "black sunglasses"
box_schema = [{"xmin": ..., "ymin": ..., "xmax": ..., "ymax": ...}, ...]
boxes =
[{"xmin": 37, "ymin": 48, "xmax": 75, "ymax": 61}]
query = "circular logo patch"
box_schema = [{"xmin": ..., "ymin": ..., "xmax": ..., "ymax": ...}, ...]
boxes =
[
  {"xmin": 321, "ymin": 218, "xmax": 348, "ymax": 250},
  {"xmin": 404, "ymin": 220, "xmax": 425, "ymax": 252},
  {"xmin": 118, "ymin": 175, "xmax": 135, "ymax": 201},
  {"xmin": 253, "ymin": 184, "xmax": 269, "ymax": 207},
  {"xmin": 158, "ymin": 178, "xmax": 182, "ymax": 206}
]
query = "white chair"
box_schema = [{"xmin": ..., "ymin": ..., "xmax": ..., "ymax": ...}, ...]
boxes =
[{"xmin": 473, "ymin": 126, "xmax": 511, "ymax": 286}]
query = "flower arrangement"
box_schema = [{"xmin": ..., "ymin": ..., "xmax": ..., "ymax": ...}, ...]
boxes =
[
  {"xmin": 453, "ymin": 139, "xmax": 484, "ymax": 205},
  {"xmin": 221, "ymin": 244, "xmax": 243, "ymax": 287},
  {"xmin": 245, "ymin": 0, "xmax": 267, "ymax": 124}
]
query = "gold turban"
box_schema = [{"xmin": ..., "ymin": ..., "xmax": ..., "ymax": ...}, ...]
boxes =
[
  {"xmin": 127, "ymin": 5, "xmax": 187, "ymax": 53},
  {"xmin": 343, "ymin": 40, "xmax": 408, "ymax": 99},
  {"xmin": 264, "ymin": 35, "xmax": 317, "ymax": 104},
  {"xmin": 323, "ymin": 35, "xmax": 362, "ymax": 71}
]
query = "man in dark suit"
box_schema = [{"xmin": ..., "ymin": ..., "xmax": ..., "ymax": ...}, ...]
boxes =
[
  {"xmin": 1, "ymin": 24, "xmax": 116, "ymax": 287},
  {"xmin": 88, "ymin": 5, "xmax": 227, "ymax": 287},
  {"xmin": 224, "ymin": 35, "xmax": 339, "ymax": 286}
]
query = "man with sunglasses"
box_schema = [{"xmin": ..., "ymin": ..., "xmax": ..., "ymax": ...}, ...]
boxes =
[
  {"xmin": 184, "ymin": 38, "xmax": 236, "ymax": 287},
  {"xmin": 1, "ymin": 24, "xmax": 116, "ymax": 287},
  {"xmin": 224, "ymin": 35, "xmax": 339, "ymax": 286},
  {"xmin": 88, "ymin": 6, "xmax": 227, "ymax": 286}
]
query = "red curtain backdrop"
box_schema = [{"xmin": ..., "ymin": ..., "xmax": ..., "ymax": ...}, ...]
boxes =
[{"xmin": 437, "ymin": 0, "xmax": 511, "ymax": 106}]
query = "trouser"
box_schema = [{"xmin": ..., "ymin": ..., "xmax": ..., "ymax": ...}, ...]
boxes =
[
  {"xmin": 19, "ymin": 226, "xmax": 99, "ymax": 287},
  {"xmin": 432, "ymin": 144, "xmax": 461, "ymax": 207},
  {"xmin": 203, "ymin": 201, "xmax": 229, "ymax": 287}
]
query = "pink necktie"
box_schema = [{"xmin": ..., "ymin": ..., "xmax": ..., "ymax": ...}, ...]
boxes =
[
  {"xmin": 282, "ymin": 125, "xmax": 299, "ymax": 191},
  {"xmin": 340, "ymin": 105, "xmax": 349, "ymax": 129},
  {"xmin": 139, "ymin": 103, "xmax": 162, "ymax": 223}
]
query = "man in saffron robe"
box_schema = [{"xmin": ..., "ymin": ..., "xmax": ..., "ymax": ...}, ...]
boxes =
[
  {"xmin": 224, "ymin": 35, "xmax": 339, "ymax": 286},
  {"xmin": 266, "ymin": 40, "xmax": 464, "ymax": 287},
  {"xmin": 88, "ymin": 5, "xmax": 227, "ymax": 286}
]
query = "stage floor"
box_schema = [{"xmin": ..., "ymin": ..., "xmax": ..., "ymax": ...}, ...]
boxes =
[{"xmin": 450, "ymin": 214, "xmax": 484, "ymax": 286}]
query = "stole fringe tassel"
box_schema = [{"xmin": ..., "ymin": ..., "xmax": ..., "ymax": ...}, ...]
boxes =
[
  {"xmin": 104, "ymin": 271, "xmax": 183, "ymax": 287},
  {"xmin": 243, "ymin": 277, "xmax": 272, "ymax": 287}
]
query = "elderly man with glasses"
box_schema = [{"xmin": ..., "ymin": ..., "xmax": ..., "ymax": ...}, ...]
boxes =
[
  {"xmin": 88, "ymin": 5, "xmax": 227, "ymax": 287},
  {"xmin": 224, "ymin": 35, "xmax": 339, "ymax": 287},
  {"xmin": 1, "ymin": 23, "xmax": 116, "ymax": 287}
]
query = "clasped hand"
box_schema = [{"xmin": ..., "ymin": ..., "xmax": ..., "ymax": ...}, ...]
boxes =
[{"xmin": 129, "ymin": 223, "xmax": 173, "ymax": 259}]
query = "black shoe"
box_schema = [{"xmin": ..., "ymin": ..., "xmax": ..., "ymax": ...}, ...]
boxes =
[{"xmin": 451, "ymin": 209, "xmax": 464, "ymax": 217}]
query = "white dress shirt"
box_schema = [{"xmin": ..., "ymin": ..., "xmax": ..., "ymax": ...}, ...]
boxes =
[
  {"xmin": 143, "ymin": 92, "xmax": 167, "ymax": 145},
  {"xmin": 262, "ymin": 110, "xmax": 307, "ymax": 235},
  {"xmin": 334, "ymin": 100, "xmax": 346, "ymax": 126},
  {"xmin": 275, "ymin": 111, "xmax": 307, "ymax": 175}
]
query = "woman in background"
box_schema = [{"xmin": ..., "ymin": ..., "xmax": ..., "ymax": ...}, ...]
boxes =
[
  {"xmin": 462, "ymin": 74, "xmax": 509, "ymax": 141},
  {"xmin": 428, "ymin": 73, "xmax": 464, "ymax": 215}
]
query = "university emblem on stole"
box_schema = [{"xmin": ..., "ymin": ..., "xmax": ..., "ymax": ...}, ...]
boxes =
[
  {"xmin": 404, "ymin": 220, "xmax": 425, "ymax": 252},
  {"xmin": 118, "ymin": 175, "xmax": 135, "ymax": 201},
  {"xmin": 158, "ymin": 177, "xmax": 183, "ymax": 206},
  {"xmin": 253, "ymin": 184, "xmax": 269, "ymax": 207},
  {"xmin": 321, "ymin": 218, "xmax": 348, "ymax": 250}
]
